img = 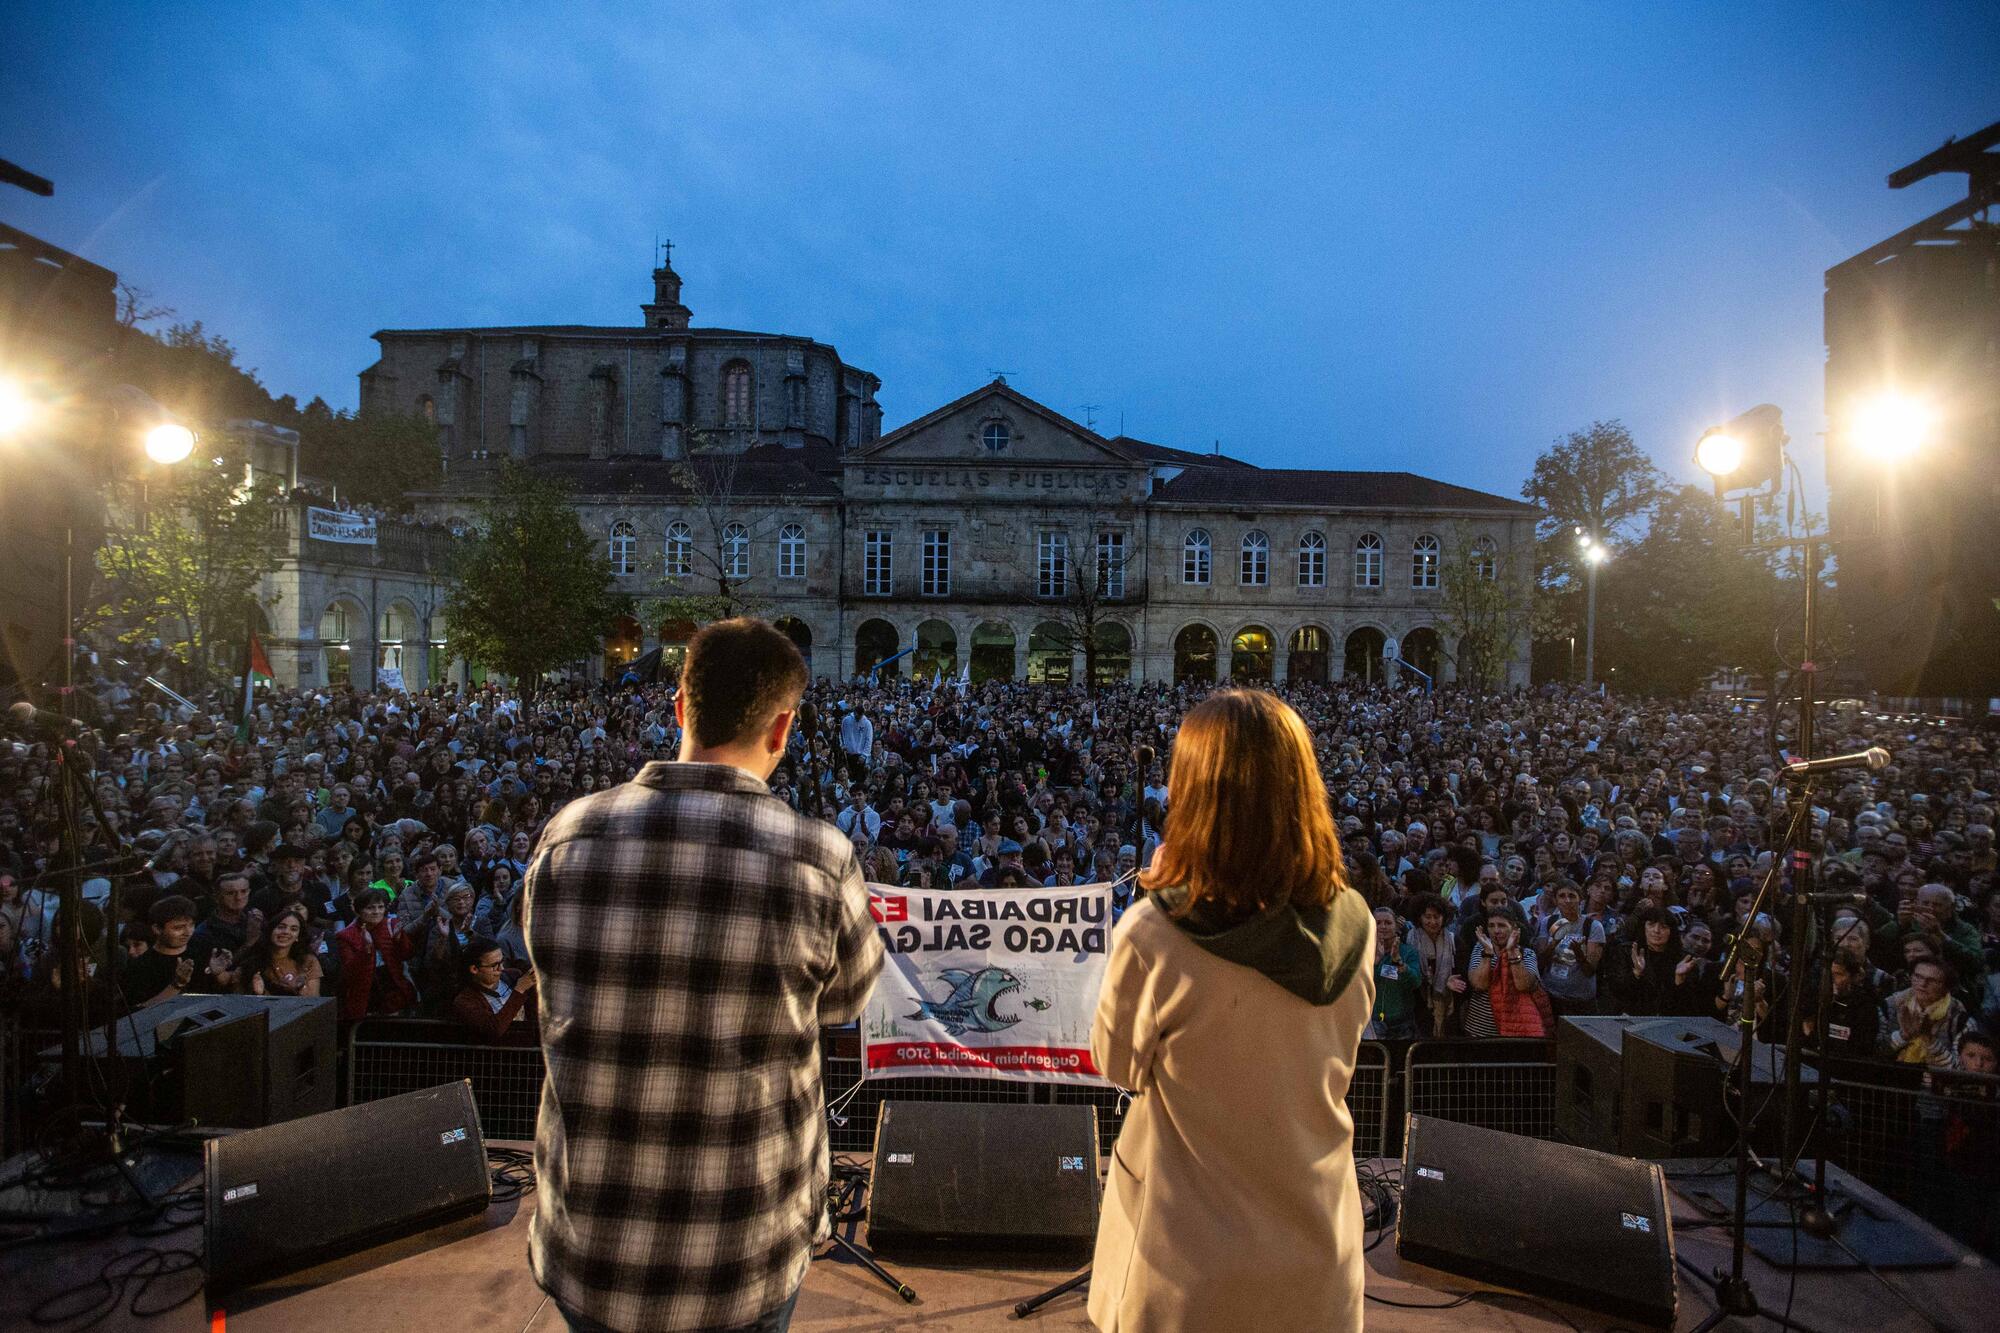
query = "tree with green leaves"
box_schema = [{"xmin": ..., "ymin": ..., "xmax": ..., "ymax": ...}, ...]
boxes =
[
  {"xmin": 1521, "ymin": 419, "xmax": 1666, "ymax": 648},
  {"xmin": 1587, "ymin": 485, "xmax": 1784, "ymax": 694},
  {"xmin": 295, "ymin": 399, "xmax": 443, "ymax": 507},
  {"xmin": 91, "ymin": 446, "xmax": 289, "ymax": 684},
  {"xmin": 443, "ymin": 466, "xmax": 622, "ymax": 693},
  {"xmin": 1436, "ymin": 524, "xmax": 1530, "ymax": 693}
]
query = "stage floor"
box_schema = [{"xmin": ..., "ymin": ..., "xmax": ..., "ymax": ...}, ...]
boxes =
[{"xmin": 4, "ymin": 1150, "xmax": 1995, "ymax": 1332}]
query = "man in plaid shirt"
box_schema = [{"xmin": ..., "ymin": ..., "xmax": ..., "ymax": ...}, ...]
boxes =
[{"xmin": 525, "ymin": 619, "xmax": 884, "ymax": 1332}]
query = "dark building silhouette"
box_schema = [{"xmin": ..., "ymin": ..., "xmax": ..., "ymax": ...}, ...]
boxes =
[{"xmin": 1825, "ymin": 124, "xmax": 2000, "ymax": 698}]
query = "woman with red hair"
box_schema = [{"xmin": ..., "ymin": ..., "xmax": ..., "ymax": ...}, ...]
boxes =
[{"xmin": 1090, "ymin": 689, "xmax": 1374, "ymax": 1332}]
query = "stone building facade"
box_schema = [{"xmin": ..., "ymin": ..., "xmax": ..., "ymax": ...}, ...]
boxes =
[{"xmin": 358, "ymin": 261, "xmax": 1537, "ymax": 689}]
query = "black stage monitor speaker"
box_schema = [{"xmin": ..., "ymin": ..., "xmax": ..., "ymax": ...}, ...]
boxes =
[
  {"xmin": 204, "ymin": 1081, "xmax": 491, "ymax": 1294},
  {"xmin": 1399, "ymin": 1114, "xmax": 1677, "ymax": 1328},
  {"xmin": 1621, "ymin": 1017, "xmax": 1814, "ymax": 1160},
  {"xmin": 54, "ymin": 994, "xmax": 338, "ymax": 1127},
  {"xmin": 1554, "ymin": 1015, "xmax": 1631, "ymax": 1153},
  {"xmin": 866, "ymin": 1101, "xmax": 1099, "ymax": 1254}
]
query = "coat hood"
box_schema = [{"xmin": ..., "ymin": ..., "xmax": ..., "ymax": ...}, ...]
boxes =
[{"xmin": 1150, "ymin": 883, "xmax": 1374, "ymax": 1006}]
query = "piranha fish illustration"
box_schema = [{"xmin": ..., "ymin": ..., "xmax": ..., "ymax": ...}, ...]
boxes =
[{"xmin": 909, "ymin": 968, "xmax": 1026, "ymax": 1036}]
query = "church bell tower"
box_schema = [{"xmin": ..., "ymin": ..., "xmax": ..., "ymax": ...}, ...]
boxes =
[{"xmin": 641, "ymin": 242, "xmax": 692, "ymax": 330}]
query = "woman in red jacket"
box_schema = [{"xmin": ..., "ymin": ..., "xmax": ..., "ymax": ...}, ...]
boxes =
[{"xmin": 333, "ymin": 888, "xmax": 417, "ymax": 1021}]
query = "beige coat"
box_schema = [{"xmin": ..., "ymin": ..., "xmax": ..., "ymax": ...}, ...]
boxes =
[{"xmin": 1088, "ymin": 892, "xmax": 1376, "ymax": 1332}]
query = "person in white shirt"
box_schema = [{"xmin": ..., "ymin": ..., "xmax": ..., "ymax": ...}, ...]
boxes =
[
  {"xmin": 838, "ymin": 706, "xmax": 874, "ymax": 772},
  {"xmin": 834, "ymin": 791, "xmax": 882, "ymax": 842}
]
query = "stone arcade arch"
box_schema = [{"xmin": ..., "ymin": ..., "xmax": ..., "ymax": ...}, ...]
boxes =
[
  {"xmin": 1287, "ymin": 625, "xmax": 1331, "ymax": 684},
  {"xmin": 1174, "ymin": 624, "xmax": 1218, "ymax": 684},
  {"xmin": 378, "ymin": 600, "xmax": 420, "ymax": 679},
  {"xmin": 913, "ymin": 619, "xmax": 958, "ymax": 682},
  {"xmin": 854, "ymin": 618, "xmax": 900, "ymax": 678},
  {"xmin": 318, "ymin": 597, "xmax": 365, "ymax": 688},
  {"xmin": 604, "ymin": 615, "xmax": 643, "ymax": 672},
  {"xmin": 970, "ymin": 621, "xmax": 1016, "ymax": 683},
  {"xmin": 1402, "ymin": 627, "xmax": 1443, "ymax": 683},
  {"xmin": 656, "ymin": 618, "xmax": 698, "ymax": 680},
  {"xmin": 771, "ymin": 616, "xmax": 813, "ymax": 675},
  {"xmin": 1091, "ymin": 622, "xmax": 1132, "ymax": 686},
  {"xmin": 1026, "ymin": 622, "xmax": 1074, "ymax": 684},
  {"xmin": 1229, "ymin": 625, "xmax": 1275, "ymax": 682},
  {"xmin": 1343, "ymin": 626, "xmax": 1387, "ymax": 683}
]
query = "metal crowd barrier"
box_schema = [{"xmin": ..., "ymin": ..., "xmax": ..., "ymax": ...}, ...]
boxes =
[
  {"xmin": 1819, "ymin": 1071, "xmax": 2000, "ymax": 1257},
  {"xmin": 343, "ymin": 1022, "xmax": 1395, "ymax": 1165},
  {"xmin": 344, "ymin": 1018, "xmax": 547, "ymax": 1140},
  {"xmin": 1403, "ymin": 1037, "xmax": 1557, "ymax": 1141}
]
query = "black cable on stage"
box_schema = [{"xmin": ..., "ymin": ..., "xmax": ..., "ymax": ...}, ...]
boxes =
[
  {"xmin": 487, "ymin": 1146, "xmax": 538, "ymax": 1203},
  {"xmin": 28, "ymin": 1244, "xmax": 205, "ymax": 1329}
]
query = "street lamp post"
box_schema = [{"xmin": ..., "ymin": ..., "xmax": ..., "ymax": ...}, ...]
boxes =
[{"xmin": 1574, "ymin": 528, "xmax": 1609, "ymax": 687}]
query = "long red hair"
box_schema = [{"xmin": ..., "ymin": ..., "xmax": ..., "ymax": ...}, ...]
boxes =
[{"xmin": 1140, "ymin": 689, "xmax": 1347, "ymax": 919}]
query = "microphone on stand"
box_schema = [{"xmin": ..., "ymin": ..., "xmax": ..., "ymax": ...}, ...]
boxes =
[{"xmin": 1779, "ymin": 746, "xmax": 1890, "ymax": 779}]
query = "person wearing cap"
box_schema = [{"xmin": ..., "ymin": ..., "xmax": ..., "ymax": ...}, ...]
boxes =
[
  {"xmin": 979, "ymin": 837, "xmax": 1026, "ymax": 888},
  {"xmin": 252, "ymin": 843, "xmax": 326, "ymax": 921}
]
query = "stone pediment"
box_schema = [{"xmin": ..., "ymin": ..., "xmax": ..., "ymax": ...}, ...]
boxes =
[{"xmin": 858, "ymin": 380, "xmax": 1136, "ymax": 467}]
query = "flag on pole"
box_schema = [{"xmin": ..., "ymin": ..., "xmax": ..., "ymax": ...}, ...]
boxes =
[
  {"xmin": 236, "ymin": 626, "xmax": 272, "ymax": 741},
  {"xmin": 957, "ymin": 659, "xmax": 971, "ymax": 694}
]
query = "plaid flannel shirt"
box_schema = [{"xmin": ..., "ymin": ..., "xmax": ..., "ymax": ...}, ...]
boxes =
[{"xmin": 523, "ymin": 760, "xmax": 883, "ymax": 1331}]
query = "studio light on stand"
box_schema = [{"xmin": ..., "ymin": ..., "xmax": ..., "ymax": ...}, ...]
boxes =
[{"xmin": 1689, "ymin": 398, "xmax": 1927, "ymax": 1318}]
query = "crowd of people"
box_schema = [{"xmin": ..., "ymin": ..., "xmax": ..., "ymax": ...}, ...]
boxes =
[{"xmin": 3, "ymin": 646, "xmax": 1997, "ymax": 1081}]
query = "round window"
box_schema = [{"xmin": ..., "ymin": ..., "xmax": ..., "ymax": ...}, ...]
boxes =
[{"xmin": 981, "ymin": 421, "xmax": 1011, "ymax": 453}]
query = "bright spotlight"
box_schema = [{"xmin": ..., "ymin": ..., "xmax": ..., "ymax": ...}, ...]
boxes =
[
  {"xmin": 1695, "ymin": 429, "xmax": 1744, "ymax": 479},
  {"xmin": 144, "ymin": 421, "xmax": 196, "ymax": 465},
  {"xmin": 0, "ymin": 377, "xmax": 32, "ymax": 438},
  {"xmin": 1580, "ymin": 540, "xmax": 1609, "ymax": 565},
  {"xmin": 1850, "ymin": 393, "xmax": 1931, "ymax": 463}
]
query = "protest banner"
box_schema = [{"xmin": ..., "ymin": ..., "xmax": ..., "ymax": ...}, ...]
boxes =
[
  {"xmin": 307, "ymin": 506, "xmax": 378, "ymax": 545},
  {"xmin": 862, "ymin": 881, "xmax": 1112, "ymax": 1085}
]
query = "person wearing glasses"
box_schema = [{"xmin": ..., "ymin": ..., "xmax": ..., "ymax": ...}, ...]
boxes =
[{"xmin": 449, "ymin": 937, "xmax": 536, "ymax": 1042}]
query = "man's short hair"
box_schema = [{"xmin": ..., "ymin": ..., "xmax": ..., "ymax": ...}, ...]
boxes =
[
  {"xmin": 679, "ymin": 618, "xmax": 808, "ymax": 748},
  {"xmin": 149, "ymin": 894, "xmax": 198, "ymax": 927}
]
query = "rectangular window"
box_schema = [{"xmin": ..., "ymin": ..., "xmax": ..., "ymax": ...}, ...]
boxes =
[
  {"xmin": 1037, "ymin": 531, "xmax": 1069, "ymax": 599},
  {"xmin": 1096, "ymin": 530, "xmax": 1126, "ymax": 598},
  {"xmin": 921, "ymin": 529, "xmax": 951, "ymax": 597},
  {"xmin": 864, "ymin": 529, "xmax": 893, "ymax": 596}
]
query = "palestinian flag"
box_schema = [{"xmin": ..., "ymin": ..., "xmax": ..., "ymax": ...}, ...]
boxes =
[{"xmin": 236, "ymin": 628, "xmax": 273, "ymax": 741}]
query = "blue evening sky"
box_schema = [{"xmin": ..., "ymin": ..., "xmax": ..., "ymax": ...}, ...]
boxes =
[{"xmin": 5, "ymin": 3, "xmax": 1995, "ymax": 502}]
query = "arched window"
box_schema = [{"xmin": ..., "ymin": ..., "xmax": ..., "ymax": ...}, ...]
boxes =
[
  {"xmin": 723, "ymin": 361, "xmax": 753, "ymax": 426},
  {"xmin": 722, "ymin": 522, "xmax": 749, "ymax": 580},
  {"xmin": 1297, "ymin": 531, "xmax": 1326, "ymax": 587},
  {"xmin": 1354, "ymin": 533, "xmax": 1384, "ymax": 588},
  {"xmin": 1239, "ymin": 530, "xmax": 1269, "ymax": 586},
  {"xmin": 1182, "ymin": 528, "xmax": 1211, "ymax": 585},
  {"xmin": 1471, "ymin": 537, "xmax": 1497, "ymax": 582},
  {"xmin": 778, "ymin": 523, "xmax": 806, "ymax": 579},
  {"xmin": 609, "ymin": 520, "xmax": 636, "ymax": 576},
  {"xmin": 1412, "ymin": 533, "xmax": 1441, "ymax": 589},
  {"xmin": 664, "ymin": 521, "xmax": 692, "ymax": 578}
]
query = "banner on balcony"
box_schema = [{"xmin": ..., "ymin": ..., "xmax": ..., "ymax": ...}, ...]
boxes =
[
  {"xmin": 307, "ymin": 507, "xmax": 377, "ymax": 545},
  {"xmin": 861, "ymin": 880, "xmax": 1112, "ymax": 1085}
]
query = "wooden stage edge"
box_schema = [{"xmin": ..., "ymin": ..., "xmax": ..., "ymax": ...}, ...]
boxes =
[{"xmin": 4, "ymin": 1148, "xmax": 1996, "ymax": 1333}]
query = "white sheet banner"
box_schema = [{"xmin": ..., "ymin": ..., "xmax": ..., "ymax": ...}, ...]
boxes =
[
  {"xmin": 307, "ymin": 506, "xmax": 377, "ymax": 545},
  {"xmin": 862, "ymin": 881, "xmax": 1113, "ymax": 1084}
]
